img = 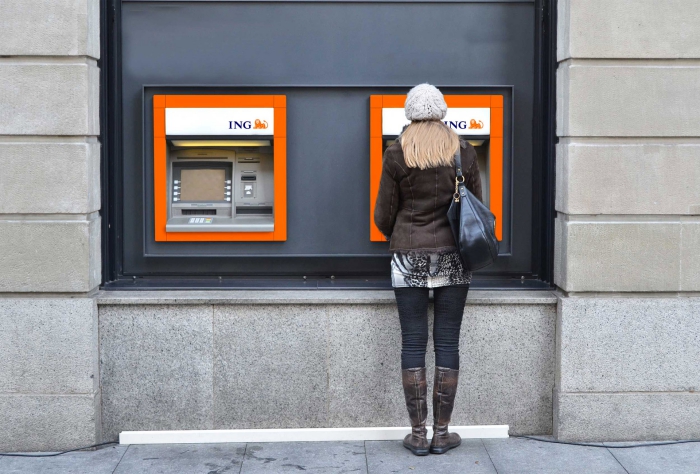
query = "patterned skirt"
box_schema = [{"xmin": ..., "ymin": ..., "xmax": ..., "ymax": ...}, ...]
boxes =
[{"xmin": 391, "ymin": 250, "xmax": 472, "ymax": 288}]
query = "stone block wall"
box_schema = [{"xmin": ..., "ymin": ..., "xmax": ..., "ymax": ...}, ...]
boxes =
[
  {"xmin": 0, "ymin": 0, "xmax": 102, "ymax": 451},
  {"xmin": 97, "ymin": 297, "xmax": 557, "ymax": 441},
  {"xmin": 555, "ymin": 0, "xmax": 700, "ymax": 440}
]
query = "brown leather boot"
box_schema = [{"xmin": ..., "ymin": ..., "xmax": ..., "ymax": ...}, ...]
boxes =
[
  {"xmin": 401, "ymin": 367, "xmax": 430, "ymax": 456},
  {"xmin": 430, "ymin": 366, "xmax": 461, "ymax": 454}
]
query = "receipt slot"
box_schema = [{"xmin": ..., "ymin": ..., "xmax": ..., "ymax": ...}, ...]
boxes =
[
  {"xmin": 369, "ymin": 95, "xmax": 503, "ymax": 242},
  {"xmin": 153, "ymin": 95, "xmax": 286, "ymax": 242}
]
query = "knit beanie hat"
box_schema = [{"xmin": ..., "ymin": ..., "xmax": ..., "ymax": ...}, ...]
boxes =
[{"xmin": 404, "ymin": 83, "xmax": 448, "ymax": 121}]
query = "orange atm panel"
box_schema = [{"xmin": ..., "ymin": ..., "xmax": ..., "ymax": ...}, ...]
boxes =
[
  {"xmin": 369, "ymin": 95, "xmax": 503, "ymax": 242},
  {"xmin": 153, "ymin": 95, "xmax": 287, "ymax": 242}
]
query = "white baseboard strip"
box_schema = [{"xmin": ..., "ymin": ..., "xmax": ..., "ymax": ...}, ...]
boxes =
[{"xmin": 119, "ymin": 425, "xmax": 509, "ymax": 445}]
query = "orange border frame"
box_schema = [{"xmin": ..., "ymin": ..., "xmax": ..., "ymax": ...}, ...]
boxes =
[
  {"xmin": 153, "ymin": 95, "xmax": 287, "ymax": 242},
  {"xmin": 369, "ymin": 95, "xmax": 503, "ymax": 242}
]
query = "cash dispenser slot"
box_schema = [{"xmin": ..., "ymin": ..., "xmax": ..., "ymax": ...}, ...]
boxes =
[
  {"xmin": 153, "ymin": 94, "xmax": 287, "ymax": 242},
  {"xmin": 182, "ymin": 209, "xmax": 217, "ymax": 215}
]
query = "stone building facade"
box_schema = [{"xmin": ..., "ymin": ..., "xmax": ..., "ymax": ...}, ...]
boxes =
[
  {"xmin": 554, "ymin": 0, "xmax": 700, "ymax": 441},
  {"xmin": 0, "ymin": 0, "xmax": 698, "ymax": 451},
  {"xmin": 0, "ymin": 0, "xmax": 102, "ymax": 451}
]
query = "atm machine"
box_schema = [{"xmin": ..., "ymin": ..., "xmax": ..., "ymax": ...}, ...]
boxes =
[
  {"xmin": 369, "ymin": 95, "xmax": 504, "ymax": 242},
  {"xmin": 152, "ymin": 95, "xmax": 287, "ymax": 242},
  {"xmin": 166, "ymin": 145, "xmax": 274, "ymax": 232}
]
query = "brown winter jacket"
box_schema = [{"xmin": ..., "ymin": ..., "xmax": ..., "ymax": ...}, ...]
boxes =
[{"xmin": 374, "ymin": 140, "xmax": 482, "ymax": 253}]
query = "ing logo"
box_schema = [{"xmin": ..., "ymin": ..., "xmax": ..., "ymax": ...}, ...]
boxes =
[
  {"xmin": 468, "ymin": 119, "xmax": 484, "ymax": 130},
  {"xmin": 228, "ymin": 119, "xmax": 269, "ymax": 130},
  {"xmin": 444, "ymin": 119, "xmax": 486, "ymax": 131}
]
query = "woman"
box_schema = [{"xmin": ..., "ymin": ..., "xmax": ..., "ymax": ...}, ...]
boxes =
[{"xmin": 374, "ymin": 84, "xmax": 482, "ymax": 456}]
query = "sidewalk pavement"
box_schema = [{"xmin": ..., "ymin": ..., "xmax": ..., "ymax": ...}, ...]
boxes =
[{"xmin": 1, "ymin": 437, "xmax": 699, "ymax": 473}]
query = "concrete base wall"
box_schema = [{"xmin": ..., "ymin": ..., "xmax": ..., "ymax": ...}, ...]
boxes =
[
  {"xmin": 0, "ymin": 298, "xmax": 101, "ymax": 451},
  {"xmin": 97, "ymin": 291, "xmax": 557, "ymax": 441},
  {"xmin": 555, "ymin": 392, "xmax": 700, "ymax": 442},
  {"xmin": 554, "ymin": 296, "xmax": 700, "ymax": 441}
]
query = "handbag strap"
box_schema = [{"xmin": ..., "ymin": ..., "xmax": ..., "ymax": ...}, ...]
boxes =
[
  {"xmin": 453, "ymin": 147, "xmax": 465, "ymax": 202},
  {"xmin": 454, "ymin": 147, "xmax": 463, "ymax": 178}
]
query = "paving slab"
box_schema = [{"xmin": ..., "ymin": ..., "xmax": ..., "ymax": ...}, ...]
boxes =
[
  {"xmin": 365, "ymin": 440, "xmax": 496, "ymax": 474},
  {"xmin": 5, "ymin": 439, "xmax": 699, "ymax": 473},
  {"xmin": 0, "ymin": 445, "xmax": 127, "ymax": 474},
  {"xmin": 113, "ymin": 443, "xmax": 246, "ymax": 474},
  {"xmin": 482, "ymin": 438, "xmax": 627, "ymax": 474},
  {"xmin": 240, "ymin": 441, "xmax": 367, "ymax": 473},
  {"xmin": 605, "ymin": 441, "xmax": 700, "ymax": 474}
]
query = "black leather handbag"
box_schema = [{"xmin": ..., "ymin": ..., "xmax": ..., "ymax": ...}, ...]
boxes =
[{"xmin": 446, "ymin": 149, "xmax": 499, "ymax": 271}]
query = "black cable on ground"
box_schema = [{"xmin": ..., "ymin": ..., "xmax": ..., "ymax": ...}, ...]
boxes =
[
  {"xmin": 0, "ymin": 441, "xmax": 119, "ymax": 457},
  {"xmin": 516, "ymin": 436, "xmax": 700, "ymax": 449}
]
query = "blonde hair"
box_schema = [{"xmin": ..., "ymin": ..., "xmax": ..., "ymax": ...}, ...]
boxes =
[{"xmin": 400, "ymin": 120, "xmax": 460, "ymax": 169}]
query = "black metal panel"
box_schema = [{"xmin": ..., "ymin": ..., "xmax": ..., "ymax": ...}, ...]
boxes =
[
  {"xmin": 533, "ymin": 0, "xmax": 558, "ymax": 284},
  {"xmin": 124, "ymin": 0, "xmax": 533, "ymax": 2},
  {"xmin": 102, "ymin": 276, "xmax": 552, "ymax": 290},
  {"xmin": 103, "ymin": 0, "xmax": 554, "ymax": 284},
  {"xmin": 141, "ymin": 85, "xmax": 514, "ymax": 260}
]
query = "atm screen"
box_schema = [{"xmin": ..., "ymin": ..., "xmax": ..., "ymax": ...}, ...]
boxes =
[{"xmin": 180, "ymin": 169, "xmax": 226, "ymax": 201}]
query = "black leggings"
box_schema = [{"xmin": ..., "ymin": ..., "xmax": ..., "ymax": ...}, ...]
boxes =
[{"xmin": 394, "ymin": 286, "xmax": 469, "ymax": 370}]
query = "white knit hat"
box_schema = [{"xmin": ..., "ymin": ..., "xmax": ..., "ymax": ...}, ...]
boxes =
[{"xmin": 404, "ymin": 83, "xmax": 448, "ymax": 121}]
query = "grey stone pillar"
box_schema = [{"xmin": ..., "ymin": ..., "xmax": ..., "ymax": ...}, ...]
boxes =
[
  {"xmin": 555, "ymin": 0, "xmax": 700, "ymax": 441},
  {"xmin": 0, "ymin": 0, "xmax": 102, "ymax": 451}
]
